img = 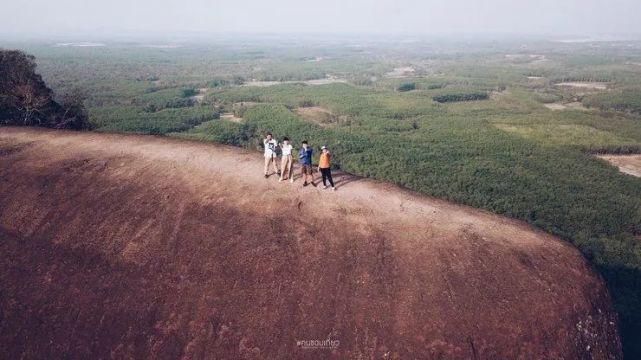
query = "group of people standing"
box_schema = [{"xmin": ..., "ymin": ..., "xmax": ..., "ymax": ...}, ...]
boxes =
[{"xmin": 263, "ymin": 132, "xmax": 336, "ymax": 190}]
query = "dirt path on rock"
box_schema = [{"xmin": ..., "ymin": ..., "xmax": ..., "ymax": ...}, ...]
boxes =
[
  {"xmin": 0, "ymin": 127, "xmax": 621, "ymax": 359},
  {"xmin": 0, "ymin": 127, "xmax": 575, "ymax": 246}
]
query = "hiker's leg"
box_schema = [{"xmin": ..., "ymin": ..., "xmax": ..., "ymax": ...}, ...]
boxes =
[
  {"xmin": 264, "ymin": 156, "xmax": 270, "ymax": 175},
  {"xmin": 288, "ymin": 158, "xmax": 294, "ymax": 181},
  {"xmin": 273, "ymin": 156, "xmax": 280, "ymax": 173},
  {"xmin": 327, "ymin": 169, "xmax": 335, "ymax": 187},
  {"xmin": 322, "ymin": 168, "xmax": 332, "ymax": 186},
  {"xmin": 279, "ymin": 157, "xmax": 287, "ymax": 180},
  {"xmin": 321, "ymin": 168, "xmax": 328, "ymax": 186}
]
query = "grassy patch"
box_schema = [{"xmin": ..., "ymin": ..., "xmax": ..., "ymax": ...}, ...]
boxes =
[
  {"xmin": 494, "ymin": 123, "xmax": 637, "ymax": 149},
  {"xmin": 89, "ymin": 105, "xmax": 215, "ymax": 134}
]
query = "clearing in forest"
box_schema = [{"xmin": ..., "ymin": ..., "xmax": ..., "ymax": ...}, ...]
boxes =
[
  {"xmin": 243, "ymin": 76, "xmax": 347, "ymax": 87},
  {"xmin": 220, "ymin": 113, "xmax": 243, "ymax": 123},
  {"xmin": 385, "ymin": 66, "xmax": 416, "ymax": 78},
  {"xmin": 543, "ymin": 102, "xmax": 589, "ymax": 111},
  {"xmin": 598, "ymin": 154, "xmax": 641, "ymax": 178},
  {"xmin": 294, "ymin": 106, "xmax": 341, "ymax": 127},
  {"xmin": 555, "ymin": 82, "xmax": 609, "ymax": 90}
]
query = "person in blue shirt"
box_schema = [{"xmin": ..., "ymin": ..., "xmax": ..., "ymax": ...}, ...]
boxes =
[{"xmin": 298, "ymin": 140, "xmax": 315, "ymax": 187}]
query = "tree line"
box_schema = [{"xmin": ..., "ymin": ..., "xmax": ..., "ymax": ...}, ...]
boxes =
[{"xmin": 0, "ymin": 50, "xmax": 90, "ymax": 129}]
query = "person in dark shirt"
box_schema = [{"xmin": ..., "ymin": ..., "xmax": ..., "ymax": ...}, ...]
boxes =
[{"xmin": 298, "ymin": 140, "xmax": 315, "ymax": 187}]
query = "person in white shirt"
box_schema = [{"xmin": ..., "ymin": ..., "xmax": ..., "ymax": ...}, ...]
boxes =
[
  {"xmin": 263, "ymin": 132, "xmax": 280, "ymax": 178},
  {"xmin": 279, "ymin": 137, "xmax": 294, "ymax": 182}
]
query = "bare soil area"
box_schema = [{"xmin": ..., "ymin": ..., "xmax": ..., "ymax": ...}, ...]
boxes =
[
  {"xmin": 505, "ymin": 54, "xmax": 547, "ymax": 63},
  {"xmin": 385, "ymin": 66, "xmax": 416, "ymax": 78},
  {"xmin": 304, "ymin": 76, "xmax": 347, "ymax": 85},
  {"xmin": 190, "ymin": 88, "xmax": 208, "ymax": 103},
  {"xmin": 220, "ymin": 113, "xmax": 243, "ymax": 123},
  {"xmin": 243, "ymin": 77, "xmax": 347, "ymax": 87},
  {"xmin": 0, "ymin": 127, "xmax": 622, "ymax": 359},
  {"xmin": 544, "ymin": 101, "xmax": 590, "ymax": 111},
  {"xmin": 294, "ymin": 106, "xmax": 343, "ymax": 127},
  {"xmin": 243, "ymin": 80, "xmax": 283, "ymax": 87},
  {"xmin": 598, "ymin": 154, "xmax": 641, "ymax": 177},
  {"xmin": 555, "ymin": 82, "xmax": 609, "ymax": 90}
]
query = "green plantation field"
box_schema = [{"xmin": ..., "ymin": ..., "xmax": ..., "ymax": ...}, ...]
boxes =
[
  {"xmin": 6, "ymin": 37, "xmax": 641, "ymax": 357},
  {"xmin": 90, "ymin": 105, "xmax": 215, "ymax": 134}
]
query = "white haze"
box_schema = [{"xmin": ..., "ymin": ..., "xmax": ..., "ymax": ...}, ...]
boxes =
[{"xmin": 2, "ymin": 0, "xmax": 641, "ymax": 38}]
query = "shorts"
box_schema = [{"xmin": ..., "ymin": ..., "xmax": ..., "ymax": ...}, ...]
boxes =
[{"xmin": 301, "ymin": 164, "xmax": 313, "ymax": 174}]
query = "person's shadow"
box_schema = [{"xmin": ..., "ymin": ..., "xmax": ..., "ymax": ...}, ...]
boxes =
[
  {"xmin": 332, "ymin": 172, "xmax": 362, "ymax": 188},
  {"xmin": 288, "ymin": 169, "xmax": 361, "ymax": 189}
]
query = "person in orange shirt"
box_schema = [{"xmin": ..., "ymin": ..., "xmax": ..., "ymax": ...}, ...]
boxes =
[{"xmin": 318, "ymin": 145, "xmax": 336, "ymax": 191}]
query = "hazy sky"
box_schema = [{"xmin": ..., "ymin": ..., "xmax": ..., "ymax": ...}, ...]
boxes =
[{"xmin": 3, "ymin": 0, "xmax": 641, "ymax": 37}]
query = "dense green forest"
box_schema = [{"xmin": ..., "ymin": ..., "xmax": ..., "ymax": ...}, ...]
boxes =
[{"xmin": 3, "ymin": 38, "xmax": 641, "ymax": 357}]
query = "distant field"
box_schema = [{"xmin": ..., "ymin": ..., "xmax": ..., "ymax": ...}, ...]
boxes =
[{"xmin": 3, "ymin": 38, "xmax": 641, "ymax": 357}]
